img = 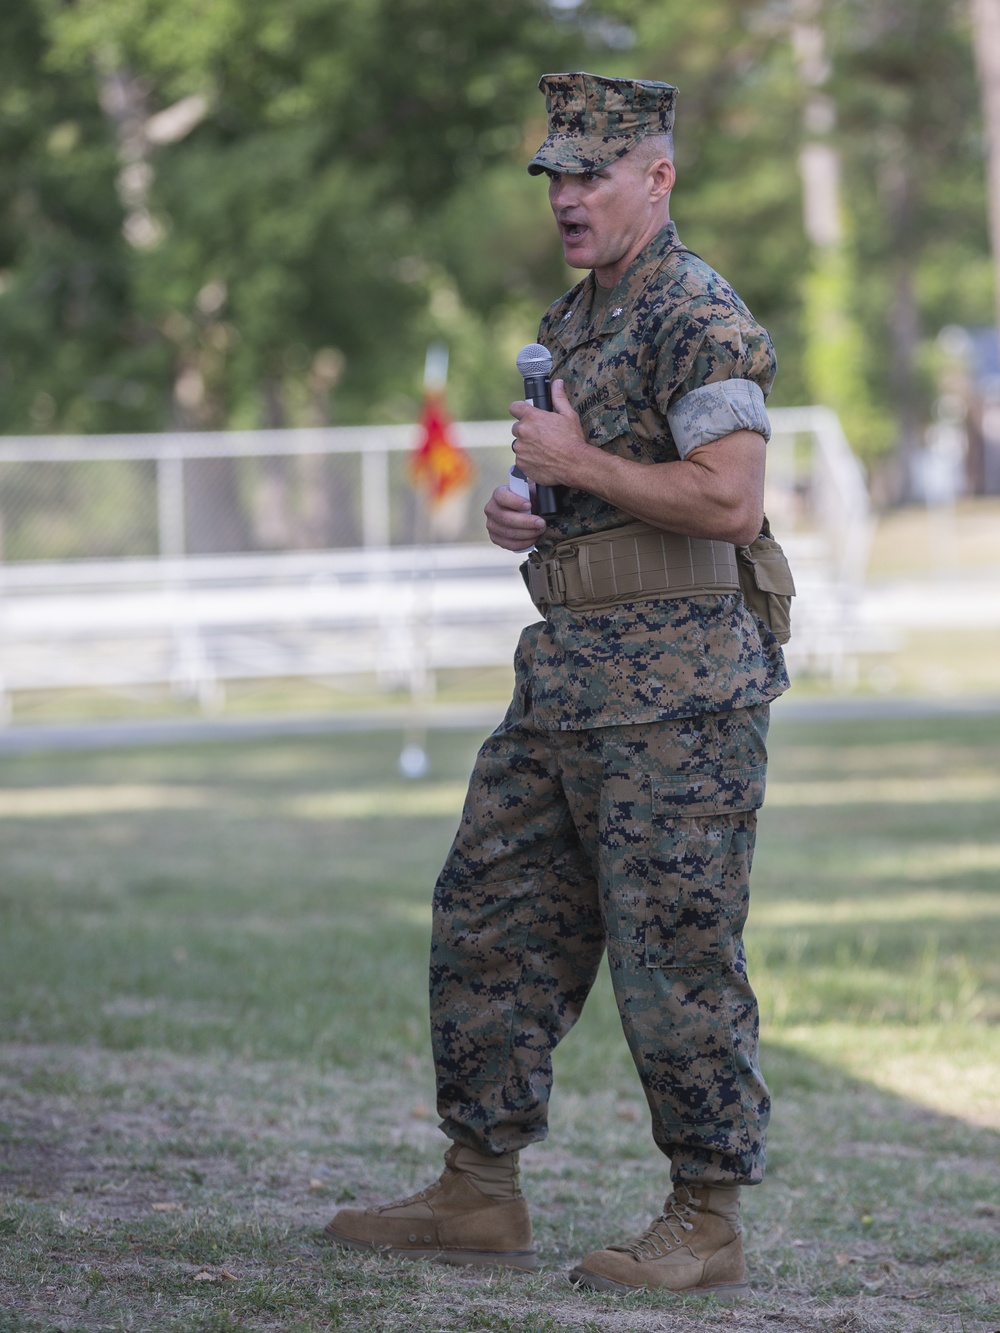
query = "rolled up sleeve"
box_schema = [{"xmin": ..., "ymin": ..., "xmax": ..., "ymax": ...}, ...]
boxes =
[{"xmin": 666, "ymin": 379, "xmax": 771, "ymax": 459}]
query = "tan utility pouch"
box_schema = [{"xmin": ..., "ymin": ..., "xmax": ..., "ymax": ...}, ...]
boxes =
[
  {"xmin": 736, "ymin": 517, "xmax": 795, "ymax": 644},
  {"xmin": 521, "ymin": 520, "xmax": 740, "ymax": 614}
]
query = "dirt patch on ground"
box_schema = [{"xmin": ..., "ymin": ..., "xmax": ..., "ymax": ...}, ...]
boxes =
[{"xmin": 0, "ymin": 1117, "xmax": 104, "ymax": 1203}]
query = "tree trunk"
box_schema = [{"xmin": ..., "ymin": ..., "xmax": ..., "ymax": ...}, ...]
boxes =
[
  {"xmin": 792, "ymin": 0, "xmax": 842, "ymax": 249},
  {"xmin": 971, "ymin": 0, "xmax": 1000, "ymax": 334},
  {"xmin": 882, "ymin": 149, "xmax": 923, "ymax": 498}
]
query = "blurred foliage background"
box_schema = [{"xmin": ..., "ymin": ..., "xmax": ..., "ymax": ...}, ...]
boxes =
[{"xmin": 0, "ymin": 0, "xmax": 990, "ymax": 491}]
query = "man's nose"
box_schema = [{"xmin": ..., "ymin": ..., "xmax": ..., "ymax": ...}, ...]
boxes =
[{"xmin": 549, "ymin": 176, "xmax": 579, "ymax": 207}]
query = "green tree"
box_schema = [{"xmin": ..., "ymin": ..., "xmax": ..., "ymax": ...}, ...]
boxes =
[
  {"xmin": 0, "ymin": 4, "xmax": 164, "ymax": 435},
  {"xmin": 2, "ymin": 0, "xmax": 584, "ymax": 437},
  {"xmin": 1, "ymin": 0, "xmax": 992, "ymax": 506},
  {"xmin": 831, "ymin": 0, "xmax": 987, "ymax": 485}
]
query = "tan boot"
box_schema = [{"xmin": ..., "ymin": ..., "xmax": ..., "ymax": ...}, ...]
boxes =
[
  {"xmin": 323, "ymin": 1145, "xmax": 537, "ymax": 1271},
  {"xmin": 569, "ymin": 1184, "xmax": 749, "ymax": 1298}
]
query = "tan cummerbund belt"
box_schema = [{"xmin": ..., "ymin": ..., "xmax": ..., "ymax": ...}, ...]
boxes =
[{"xmin": 520, "ymin": 520, "xmax": 740, "ymax": 613}]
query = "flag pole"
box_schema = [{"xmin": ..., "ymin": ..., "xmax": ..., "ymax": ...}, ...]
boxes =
[{"xmin": 399, "ymin": 343, "xmax": 449, "ymax": 779}]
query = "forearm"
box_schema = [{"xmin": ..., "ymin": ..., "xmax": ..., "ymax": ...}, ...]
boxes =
[
  {"xmin": 561, "ymin": 430, "xmax": 766, "ymax": 546},
  {"xmin": 510, "ymin": 380, "xmax": 767, "ymax": 546}
]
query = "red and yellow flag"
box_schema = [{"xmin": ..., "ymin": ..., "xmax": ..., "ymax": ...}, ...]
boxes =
[{"xmin": 408, "ymin": 393, "xmax": 474, "ymax": 503}]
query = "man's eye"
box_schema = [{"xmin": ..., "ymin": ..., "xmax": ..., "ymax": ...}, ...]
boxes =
[{"xmin": 582, "ymin": 171, "xmax": 597, "ymax": 183}]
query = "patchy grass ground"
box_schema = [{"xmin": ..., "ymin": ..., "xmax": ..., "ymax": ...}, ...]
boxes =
[{"xmin": 0, "ymin": 713, "xmax": 998, "ymax": 1332}]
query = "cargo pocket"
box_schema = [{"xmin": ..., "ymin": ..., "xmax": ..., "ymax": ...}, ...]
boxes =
[{"xmin": 644, "ymin": 766, "xmax": 765, "ymax": 970}]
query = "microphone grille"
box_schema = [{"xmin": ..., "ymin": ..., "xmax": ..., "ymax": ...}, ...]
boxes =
[{"xmin": 516, "ymin": 343, "xmax": 553, "ymax": 377}]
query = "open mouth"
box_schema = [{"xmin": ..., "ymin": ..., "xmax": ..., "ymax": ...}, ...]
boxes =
[{"xmin": 561, "ymin": 221, "xmax": 588, "ymax": 240}]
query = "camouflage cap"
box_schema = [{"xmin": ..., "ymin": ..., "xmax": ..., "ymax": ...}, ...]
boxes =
[{"xmin": 527, "ymin": 72, "xmax": 678, "ymax": 177}]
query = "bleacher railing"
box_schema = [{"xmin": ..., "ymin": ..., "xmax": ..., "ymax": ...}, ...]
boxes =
[{"xmin": 0, "ymin": 408, "xmax": 871, "ymax": 712}]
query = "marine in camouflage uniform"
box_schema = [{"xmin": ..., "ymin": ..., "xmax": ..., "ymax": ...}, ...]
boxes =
[{"xmin": 326, "ymin": 71, "xmax": 789, "ymax": 1296}]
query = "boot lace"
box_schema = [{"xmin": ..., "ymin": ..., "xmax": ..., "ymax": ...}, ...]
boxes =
[
  {"xmin": 617, "ymin": 1189, "xmax": 702, "ymax": 1260},
  {"xmin": 373, "ymin": 1176, "xmax": 445, "ymax": 1213}
]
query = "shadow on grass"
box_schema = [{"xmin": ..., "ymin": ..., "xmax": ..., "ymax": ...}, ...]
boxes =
[{"xmin": 0, "ymin": 1036, "xmax": 997, "ymax": 1333}]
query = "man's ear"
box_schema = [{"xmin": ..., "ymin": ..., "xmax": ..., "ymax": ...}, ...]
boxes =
[{"xmin": 649, "ymin": 157, "xmax": 675, "ymax": 203}]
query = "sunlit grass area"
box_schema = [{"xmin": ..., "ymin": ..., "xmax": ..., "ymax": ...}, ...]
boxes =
[
  {"xmin": 5, "ymin": 664, "xmax": 518, "ymax": 727},
  {"xmin": 865, "ymin": 497, "xmax": 1000, "ymax": 578},
  {"xmin": 0, "ymin": 711, "xmax": 998, "ymax": 1331}
]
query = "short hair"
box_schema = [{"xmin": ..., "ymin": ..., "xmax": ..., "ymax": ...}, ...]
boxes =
[{"xmin": 629, "ymin": 133, "xmax": 674, "ymax": 167}]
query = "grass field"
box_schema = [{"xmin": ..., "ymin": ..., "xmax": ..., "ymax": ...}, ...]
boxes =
[{"xmin": 1, "ymin": 708, "xmax": 998, "ymax": 1332}]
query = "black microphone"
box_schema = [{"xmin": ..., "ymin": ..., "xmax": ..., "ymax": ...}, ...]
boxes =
[{"xmin": 515, "ymin": 343, "xmax": 563, "ymax": 519}]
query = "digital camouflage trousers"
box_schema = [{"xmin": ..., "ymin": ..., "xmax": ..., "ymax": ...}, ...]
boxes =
[{"xmin": 430, "ymin": 699, "xmax": 772, "ymax": 1185}]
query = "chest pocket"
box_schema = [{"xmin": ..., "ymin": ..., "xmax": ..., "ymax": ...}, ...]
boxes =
[{"xmin": 579, "ymin": 391, "xmax": 631, "ymax": 452}]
